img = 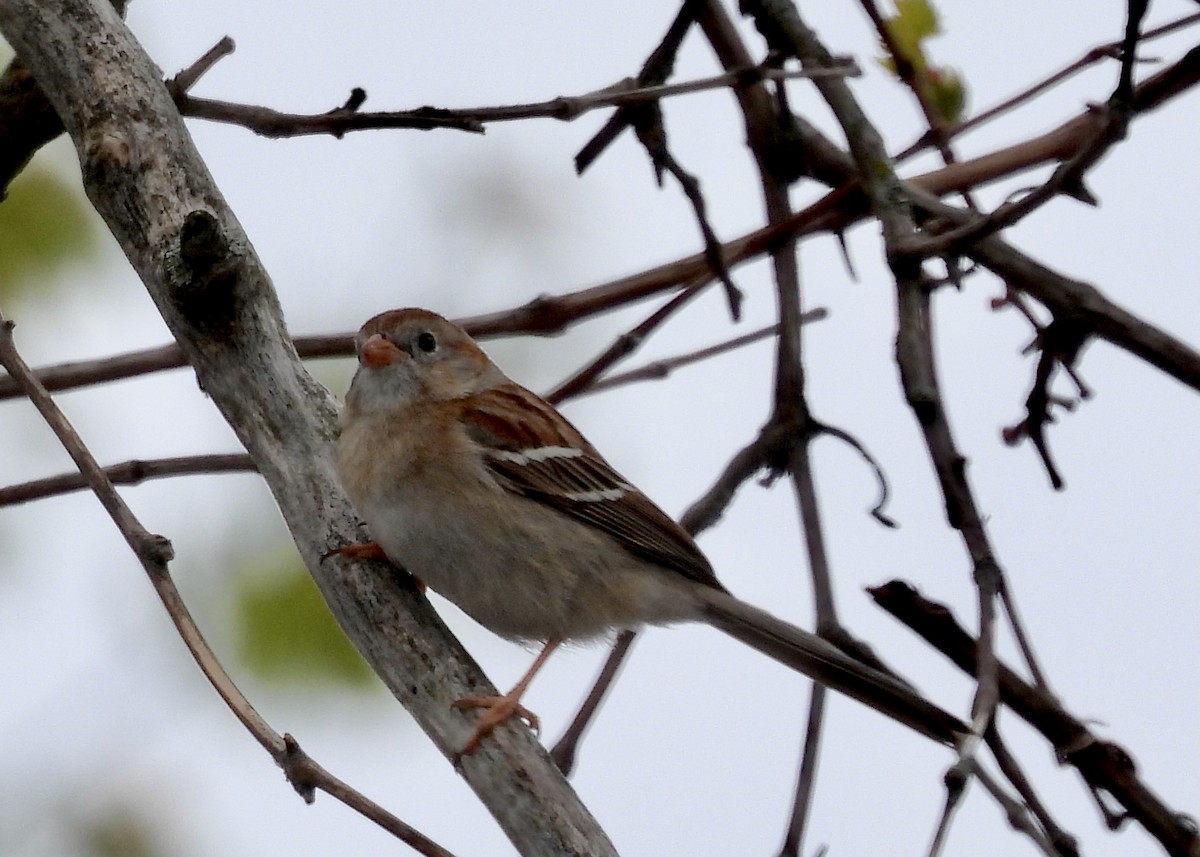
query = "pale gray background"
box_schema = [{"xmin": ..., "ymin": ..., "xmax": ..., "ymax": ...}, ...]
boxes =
[{"xmin": 2, "ymin": 3, "xmax": 1197, "ymax": 856}]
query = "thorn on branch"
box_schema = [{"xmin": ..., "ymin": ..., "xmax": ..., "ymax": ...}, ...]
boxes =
[
  {"xmin": 1061, "ymin": 177, "xmax": 1099, "ymax": 206},
  {"xmin": 833, "ymin": 231, "xmax": 857, "ymax": 281},
  {"xmin": 631, "ymin": 116, "xmax": 744, "ymax": 319},
  {"xmin": 325, "ymin": 88, "xmax": 369, "ymax": 138},
  {"xmin": 940, "ymin": 254, "xmax": 970, "ymax": 291},
  {"xmin": 999, "ymin": 315, "xmax": 1091, "ymax": 491},
  {"xmin": 574, "ymin": 0, "xmax": 699, "ymax": 174},
  {"xmin": 339, "ymin": 87, "xmax": 368, "ymax": 112}
]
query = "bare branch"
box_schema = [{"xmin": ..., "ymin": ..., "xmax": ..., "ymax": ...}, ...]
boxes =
[
  {"xmin": 165, "ymin": 35, "xmax": 236, "ymax": 96},
  {"xmin": 168, "ymin": 24, "xmax": 858, "ymax": 142},
  {"xmin": 0, "ymin": 452, "xmax": 256, "ymax": 506},
  {"xmin": 579, "ymin": 320, "xmax": 790, "ymax": 396},
  {"xmin": 12, "ymin": 41, "xmax": 1197, "ymax": 403},
  {"xmin": 870, "ymin": 581, "xmax": 1199, "ymax": 857},
  {"xmin": 548, "ymin": 629, "xmax": 637, "ymax": 776},
  {"xmin": 546, "ymin": 274, "xmax": 710, "ymax": 404},
  {"xmin": 983, "ymin": 724, "xmax": 1081, "ymax": 856},
  {"xmin": 575, "ymin": 0, "xmax": 702, "ymax": 174}
]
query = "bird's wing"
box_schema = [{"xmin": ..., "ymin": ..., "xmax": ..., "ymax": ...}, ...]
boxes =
[{"xmin": 461, "ymin": 384, "xmax": 722, "ymax": 589}]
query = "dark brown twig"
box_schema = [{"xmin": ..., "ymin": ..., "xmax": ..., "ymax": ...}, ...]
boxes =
[
  {"xmin": 960, "ymin": 759, "xmax": 1061, "ymax": 857},
  {"xmin": 177, "ymin": 93, "xmax": 485, "ymax": 136},
  {"xmin": 984, "ymin": 723, "xmax": 1081, "ymax": 856},
  {"xmin": 870, "ymin": 581, "xmax": 1199, "ymax": 857},
  {"xmin": 548, "ymin": 630, "xmax": 637, "ymax": 775},
  {"xmin": 575, "ymin": 0, "xmax": 703, "ymax": 173},
  {"xmin": 578, "ymin": 320, "xmax": 787, "ymax": 396},
  {"xmin": 546, "ymin": 274, "xmax": 710, "ymax": 404},
  {"xmin": 645, "ymin": 142, "xmax": 744, "ymax": 319},
  {"xmin": 775, "ymin": 684, "xmax": 827, "ymax": 857},
  {"xmin": 166, "ymin": 29, "xmax": 857, "ymax": 141}
]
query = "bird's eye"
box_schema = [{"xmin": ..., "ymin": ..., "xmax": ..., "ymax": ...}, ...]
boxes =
[{"xmin": 415, "ymin": 331, "xmax": 438, "ymax": 353}]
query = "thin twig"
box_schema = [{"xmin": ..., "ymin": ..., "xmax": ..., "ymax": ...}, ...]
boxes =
[
  {"xmin": 813, "ymin": 422, "xmax": 896, "ymax": 528},
  {"xmin": 575, "ymin": 0, "xmax": 703, "ymax": 174},
  {"xmin": 166, "ymin": 35, "xmax": 235, "ymax": 97},
  {"xmin": 171, "ymin": 32, "xmax": 858, "ymax": 141},
  {"xmin": 775, "ymin": 684, "xmax": 826, "ymax": 857},
  {"xmin": 870, "ymin": 581, "xmax": 1199, "ymax": 857},
  {"xmin": 546, "ymin": 275, "xmax": 711, "ymax": 404},
  {"xmin": 548, "ymin": 629, "xmax": 637, "ymax": 775},
  {"xmin": 893, "ymin": 11, "xmax": 1200, "ymax": 162},
  {"xmin": 650, "ymin": 145, "xmax": 745, "ymax": 319},
  {"xmin": 0, "ymin": 312, "xmax": 453, "ymax": 857},
  {"xmin": 0, "ymin": 336, "xmax": 347, "ymax": 400},
  {"xmin": 0, "ymin": 452, "xmax": 256, "ymax": 505},
  {"xmin": 578, "ymin": 321, "xmax": 788, "ymax": 396},
  {"xmin": 984, "ymin": 722, "xmax": 1080, "ymax": 855},
  {"xmin": 967, "ymin": 760, "xmax": 1061, "ymax": 857}
]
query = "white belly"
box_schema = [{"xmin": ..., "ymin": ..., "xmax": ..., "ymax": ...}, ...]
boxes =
[{"xmin": 358, "ymin": 472, "xmax": 700, "ymax": 641}]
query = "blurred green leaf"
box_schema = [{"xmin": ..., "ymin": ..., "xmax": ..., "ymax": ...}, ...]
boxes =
[
  {"xmin": 890, "ymin": 0, "xmax": 940, "ymax": 47},
  {"xmin": 926, "ymin": 67, "xmax": 967, "ymax": 124},
  {"xmin": 80, "ymin": 807, "xmax": 163, "ymax": 857},
  {"xmin": 234, "ymin": 550, "xmax": 376, "ymax": 689},
  {"xmin": 0, "ymin": 159, "xmax": 101, "ymax": 301},
  {"xmin": 878, "ymin": 0, "xmax": 967, "ymax": 124}
]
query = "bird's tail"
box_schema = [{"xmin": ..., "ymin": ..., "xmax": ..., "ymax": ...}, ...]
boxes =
[{"xmin": 695, "ymin": 587, "xmax": 966, "ymax": 745}]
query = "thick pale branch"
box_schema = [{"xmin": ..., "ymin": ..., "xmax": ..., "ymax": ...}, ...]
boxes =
[
  {"xmin": 0, "ymin": 314, "xmax": 450, "ymax": 855},
  {"xmin": 0, "ymin": 2, "xmax": 614, "ymax": 854}
]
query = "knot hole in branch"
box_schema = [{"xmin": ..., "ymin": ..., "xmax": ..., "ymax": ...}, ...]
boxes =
[{"xmin": 175, "ymin": 209, "xmax": 241, "ymax": 337}]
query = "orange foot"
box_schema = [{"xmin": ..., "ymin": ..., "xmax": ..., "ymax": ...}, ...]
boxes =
[
  {"xmin": 451, "ymin": 636, "xmax": 562, "ymax": 759},
  {"xmin": 322, "ymin": 541, "xmax": 389, "ymax": 562},
  {"xmin": 322, "ymin": 541, "xmax": 425, "ymax": 591},
  {"xmin": 453, "ymin": 694, "xmax": 542, "ymax": 758}
]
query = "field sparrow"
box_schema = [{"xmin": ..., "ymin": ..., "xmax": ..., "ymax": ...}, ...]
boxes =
[{"xmin": 334, "ymin": 308, "xmax": 964, "ymax": 755}]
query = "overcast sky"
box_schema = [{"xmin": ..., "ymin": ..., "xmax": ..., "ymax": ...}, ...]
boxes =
[{"xmin": 2, "ymin": 3, "xmax": 1198, "ymax": 856}]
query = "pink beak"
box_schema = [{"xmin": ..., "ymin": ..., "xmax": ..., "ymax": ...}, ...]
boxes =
[{"xmin": 361, "ymin": 334, "xmax": 406, "ymax": 368}]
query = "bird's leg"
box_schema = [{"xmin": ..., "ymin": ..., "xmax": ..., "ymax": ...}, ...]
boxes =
[
  {"xmin": 322, "ymin": 542, "xmax": 425, "ymax": 591},
  {"xmin": 323, "ymin": 541, "xmax": 389, "ymax": 562},
  {"xmin": 455, "ymin": 635, "xmax": 564, "ymax": 757}
]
